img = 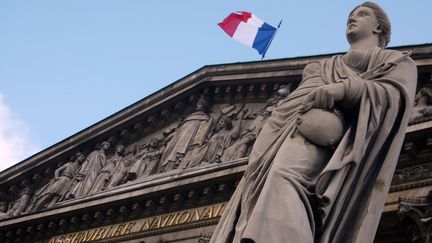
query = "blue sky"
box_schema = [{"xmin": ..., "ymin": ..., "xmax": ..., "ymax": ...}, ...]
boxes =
[{"xmin": 0, "ymin": 0, "xmax": 431, "ymax": 171}]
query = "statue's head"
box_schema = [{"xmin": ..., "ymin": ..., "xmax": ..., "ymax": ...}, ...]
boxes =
[
  {"xmin": 195, "ymin": 96, "xmax": 210, "ymax": 111},
  {"xmin": 149, "ymin": 138, "xmax": 160, "ymax": 148},
  {"xmin": 75, "ymin": 152, "xmax": 86, "ymax": 163},
  {"xmin": 101, "ymin": 141, "xmax": 111, "ymax": 151},
  {"xmin": 347, "ymin": 2, "xmax": 391, "ymax": 48},
  {"xmin": 0, "ymin": 201, "xmax": 7, "ymax": 212},
  {"xmin": 115, "ymin": 144, "xmax": 125, "ymax": 154},
  {"xmin": 125, "ymin": 144, "xmax": 138, "ymax": 156},
  {"xmin": 217, "ymin": 116, "xmax": 233, "ymax": 131}
]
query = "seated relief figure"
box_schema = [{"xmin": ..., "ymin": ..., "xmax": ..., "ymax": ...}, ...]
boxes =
[
  {"xmin": 409, "ymin": 87, "xmax": 432, "ymax": 123},
  {"xmin": 211, "ymin": 2, "xmax": 417, "ymax": 243},
  {"xmin": 29, "ymin": 152, "xmax": 86, "ymax": 211},
  {"xmin": 159, "ymin": 96, "xmax": 213, "ymax": 172}
]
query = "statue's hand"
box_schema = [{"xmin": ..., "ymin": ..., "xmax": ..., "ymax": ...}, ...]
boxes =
[{"xmin": 301, "ymin": 83, "xmax": 345, "ymax": 113}]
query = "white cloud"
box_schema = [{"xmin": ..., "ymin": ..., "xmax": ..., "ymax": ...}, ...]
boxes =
[{"xmin": 0, "ymin": 92, "xmax": 40, "ymax": 172}]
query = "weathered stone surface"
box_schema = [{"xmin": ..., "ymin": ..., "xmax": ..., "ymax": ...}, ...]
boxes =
[
  {"xmin": 0, "ymin": 39, "xmax": 431, "ymax": 243},
  {"xmin": 211, "ymin": 3, "xmax": 418, "ymax": 243}
]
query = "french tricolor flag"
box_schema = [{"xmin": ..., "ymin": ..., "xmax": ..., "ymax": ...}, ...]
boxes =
[{"xmin": 218, "ymin": 12, "xmax": 280, "ymax": 58}]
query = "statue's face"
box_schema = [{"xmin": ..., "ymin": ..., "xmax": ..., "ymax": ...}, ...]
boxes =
[
  {"xmin": 0, "ymin": 203, "xmax": 6, "ymax": 212},
  {"xmin": 217, "ymin": 118, "xmax": 225, "ymax": 129},
  {"xmin": 77, "ymin": 154, "xmax": 85, "ymax": 163},
  {"xmin": 126, "ymin": 146, "xmax": 135, "ymax": 154},
  {"xmin": 346, "ymin": 6, "xmax": 380, "ymax": 44},
  {"xmin": 149, "ymin": 139, "xmax": 158, "ymax": 148},
  {"xmin": 196, "ymin": 98, "xmax": 209, "ymax": 111},
  {"xmin": 116, "ymin": 145, "xmax": 125, "ymax": 154},
  {"xmin": 102, "ymin": 142, "xmax": 111, "ymax": 150},
  {"xmin": 196, "ymin": 100, "xmax": 204, "ymax": 110},
  {"xmin": 218, "ymin": 118, "xmax": 232, "ymax": 130}
]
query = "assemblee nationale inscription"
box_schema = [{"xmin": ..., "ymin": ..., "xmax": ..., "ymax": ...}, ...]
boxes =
[{"xmin": 49, "ymin": 203, "xmax": 225, "ymax": 243}]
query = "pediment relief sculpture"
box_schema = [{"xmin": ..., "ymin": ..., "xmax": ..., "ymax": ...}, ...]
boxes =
[
  {"xmin": 28, "ymin": 152, "xmax": 86, "ymax": 212},
  {"xmin": 0, "ymin": 187, "xmax": 33, "ymax": 219},
  {"xmin": 0, "ymin": 84, "xmax": 294, "ymax": 218},
  {"xmin": 410, "ymin": 86, "xmax": 432, "ymax": 124},
  {"xmin": 66, "ymin": 141, "xmax": 111, "ymax": 199},
  {"xmin": 159, "ymin": 95, "xmax": 213, "ymax": 172}
]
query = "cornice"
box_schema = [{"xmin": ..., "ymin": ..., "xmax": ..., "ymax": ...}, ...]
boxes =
[{"xmin": 0, "ymin": 161, "xmax": 245, "ymax": 241}]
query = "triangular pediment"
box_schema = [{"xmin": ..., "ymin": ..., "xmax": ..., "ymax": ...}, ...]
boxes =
[
  {"xmin": 1, "ymin": 44, "xmax": 432, "ymax": 242},
  {"xmin": 0, "ymin": 55, "xmax": 309, "ymax": 220}
]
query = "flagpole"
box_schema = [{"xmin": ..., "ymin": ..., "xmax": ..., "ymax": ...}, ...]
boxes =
[{"xmin": 261, "ymin": 19, "xmax": 283, "ymax": 60}]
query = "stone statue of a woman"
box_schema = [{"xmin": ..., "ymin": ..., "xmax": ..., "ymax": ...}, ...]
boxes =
[{"xmin": 210, "ymin": 2, "xmax": 417, "ymax": 243}]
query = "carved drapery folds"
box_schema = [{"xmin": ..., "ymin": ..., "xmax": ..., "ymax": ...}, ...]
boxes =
[
  {"xmin": 159, "ymin": 95, "xmax": 213, "ymax": 171},
  {"xmin": 28, "ymin": 152, "xmax": 86, "ymax": 212},
  {"xmin": 398, "ymin": 192, "xmax": 432, "ymax": 243},
  {"xmin": 0, "ymin": 187, "xmax": 33, "ymax": 220},
  {"xmin": 65, "ymin": 141, "xmax": 111, "ymax": 199},
  {"xmin": 0, "ymin": 85, "xmax": 293, "ymax": 218}
]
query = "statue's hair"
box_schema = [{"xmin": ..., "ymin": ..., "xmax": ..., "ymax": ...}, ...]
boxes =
[
  {"xmin": 70, "ymin": 151, "xmax": 85, "ymax": 161},
  {"xmin": 75, "ymin": 151, "xmax": 85, "ymax": 158},
  {"xmin": 126, "ymin": 143, "xmax": 139, "ymax": 153},
  {"xmin": 350, "ymin": 2, "xmax": 391, "ymax": 48},
  {"xmin": 98, "ymin": 141, "xmax": 111, "ymax": 151},
  {"xmin": 102, "ymin": 141, "xmax": 111, "ymax": 146},
  {"xmin": 196, "ymin": 95, "xmax": 210, "ymax": 110}
]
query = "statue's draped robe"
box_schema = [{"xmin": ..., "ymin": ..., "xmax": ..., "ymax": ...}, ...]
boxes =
[
  {"xmin": 141, "ymin": 148, "xmax": 164, "ymax": 177},
  {"xmin": 69, "ymin": 150, "xmax": 107, "ymax": 198},
  {"xmin": 107, "ymin": 156, "xmax": 131, "ymax": 188},
  {"xmin": 89, "ymin": 156, "xmax": 117, "ymax": 194},
  {"xmin": 160, "ymin": 111, "xmax": 212, "ymax": 170},
  {"xmin": 210, "ymin": 47, "xmax": 417, "ymax": 243},
  {"xmin": 30, "ymin": 162, "xmax": 78, "ymax": 211},
  {"xmin": 221, "ymin": 109, "xmax": 273, "ymax": 162},
  {"xmin": 203, "ymin": 128, "xmax": 236, "ymax": 164}
]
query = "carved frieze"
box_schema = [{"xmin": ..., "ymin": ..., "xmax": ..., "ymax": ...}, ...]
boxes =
[
  {"xmin": 0, "ymin": 84, "xmax": 293, "ymax": 219},
  {"xmin": 410, "ymin": 70, "xmax": 432, "ymax": 125},
  {"xmin": 27, "ymin": 152, "xmax": 86, "ymax": 212},
  {"xmin": 410, "ymin": 86, "xmax": 432, "ymax": 125}
]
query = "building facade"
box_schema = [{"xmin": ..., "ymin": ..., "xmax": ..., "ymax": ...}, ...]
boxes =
[{"xmin": 0, "ymin": 44, "xmax": 432, "ymax": 243}]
